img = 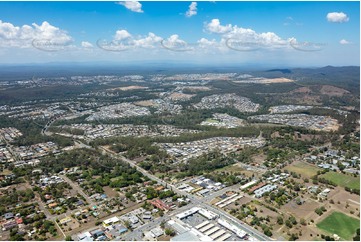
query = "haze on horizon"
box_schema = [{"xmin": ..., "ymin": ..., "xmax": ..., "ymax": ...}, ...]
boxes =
[{"xmin": 0, "ymin": 1, "xmax": 359, "ymax": 67}]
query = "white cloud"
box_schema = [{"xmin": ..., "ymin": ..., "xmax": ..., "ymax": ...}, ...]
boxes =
[
  {"xmin": 186, "ymin": 2, "xmax": 197, "ymax": 18},
  {"xmin": 339, "ymin": 39, "xmax": 350, "ymax": 45},
  {"xmin": 163, "ymin": 34, "xmax": 187, "ymax": 46},
  {"xmin": 205, "ymin": 19, "xmax": 232, "ymax": 34},
  {"xmin": 107, "ymin": 30, "xmax": 191, "ymax": 52},
  {"xmin": 0, "ymin": 20, "xmax": 72, "ymax": 48},
  {"xmin": 197, "ymin": 37, "xmax": 228, "ymax": 52},
  {"xmin": 117, "ymin": 1, "xmax": 143, "ymax": 13},
  {"xmin": 160, "ymin": 34, "xmax": 193, "ymax": 51},
  {"xmin": 114, "ymin": 29, "xmax": 132, "ymax": 40},
  {"xmin": 327, "ymin": 12, "xmax": 349, "ymax": 23},
  {"xmin": 133, "ymin": 32, "xmax": 162, "ymax": 48},
  {"xmin": 205, "ymin": 19, "xmax": 291, "ymax": 49},
  {"xmin": 106, "ymin": 30, "xmax": 162, "ymax": 50},
  {"xmin": 198, "ymin": 37, "xmax": 217, "ymax": 47},
  {"xmin": 81, "ymin": 41, "xmax": 93, "ymax": 48},
  {"xmin": 258, "ymin": 32, "xmax": 285, "ymax": 45}
]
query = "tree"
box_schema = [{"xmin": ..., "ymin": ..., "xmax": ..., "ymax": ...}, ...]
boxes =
[
  {"xmin": 160, "ymin": 221, "xmax": 166, "ymax": 229},
  {"xmin": 315, "ymin": 206, "xmax": 327, "ymax": 216},
  {"xmin": 9, "ymin": 229, "xmax": 25, "ymax": 241},
  {"xmin": 165, "ymin": 228, "xmax": 175, "ymax": 236},
  {"xmin": 289, "ymin": 216, "xmax": 297, "ymax": 225},
  {"xmin": 10, "ymin": 233, "xmax": 25, "ymax": 241},
  {"xmin": 264, "ymin": 228, "xmax": 272, "ymax": 237},
  {"xmin": 337, "ymin": 161, "xmax": 345, "ymax": 171},
  {"xmin": 285, "ymin": 219, "xmax": 292, "ymax": 228},
  {"xmin": 289, "ymin": 233, "xmax": 299, "ymax": 241},
  {"xmin": 353, "ymin": 228, "xmax": 360, "ymax": 241},
  {"xmin": 65, "ymin": 235, "xmax": 73, "ymax": 241},
  {"xmin": 124, "ymin": 220, "xmax": 132, "ymax": 230},
  {"xmin": 300, "ymin": 218, "xmax": 306, "ymax": 226}
]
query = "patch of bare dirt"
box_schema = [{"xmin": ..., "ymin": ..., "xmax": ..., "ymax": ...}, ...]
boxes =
[
  {"xmin": 291, "ymin": 87, "xmax": 312, "ymax": 94},
  {"xmin": 134, "ymin": 100, "xmax": 155, "ymax": 107},
  {"xmin": 103, "ymin": 186, "xmax": 119, "ymax": 198},
  {"xmin": 110, "ymin": 86, "xmax": 148, "ymax": 91},
  {"xmin": 320, "ymin": 85, "xmax": 350, "ymax": 97},
  {"xmin": 283, "ymin": 198, "xmax": 321, "ymax": 220},
  {"xmin": 251, "ymin": 153, "xmax": 266, "ymax": 165},
  {"xmin": 261, "ymin": 77, "xmax": 294, "ymax": 83},
  {"xmin": 169, "ymin": 92, "xmax": 195, "ymax": 101},
  {"xmin": 183, "ymin": 86, "xmax": 212, "ymax": 92}
]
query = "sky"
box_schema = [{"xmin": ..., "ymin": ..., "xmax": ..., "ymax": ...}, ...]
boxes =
[{"xmin": 0, "ymin": 1, "xmax": 359, "ymax": 67}]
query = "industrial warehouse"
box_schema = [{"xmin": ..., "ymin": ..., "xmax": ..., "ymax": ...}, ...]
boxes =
[{"xmin": 168, "ymin": 207, "xmax": 256, "ymax": 241}]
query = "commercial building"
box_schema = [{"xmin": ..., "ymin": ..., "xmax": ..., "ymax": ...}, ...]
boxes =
[{"xmin": 102, "ymin": 216, "xmax": 120, "ymax": 227}]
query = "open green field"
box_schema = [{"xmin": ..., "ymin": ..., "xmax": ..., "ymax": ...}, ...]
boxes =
[
  {"xmin": 215, "ymin": 164, "xmax": 245, "ymax": 173},
  {"xmin": 317, "ymin": 212, "xmax": 360, "ymax": 240},
  {"xmin": 110, "ymin": 176, "xmax": 123, "ymax": 182},
  {"xmin": 320, "ymin": 171, "xmax": 360, "ymax": 190},
  {"xmin": 285, "ymin": 161, "xmax": 321, "ymax": 178},
  {"xmin": 205, "ymin": 118, "xmax": 219, "ymax": 123}
]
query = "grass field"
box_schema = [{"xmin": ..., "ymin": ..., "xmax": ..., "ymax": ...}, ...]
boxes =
[
  {"xmin": 205, "ymin": 118, "xmax": 219, "ymax": 123},
  {"xmin": 285, "ymin": 161, "xmax": 321, "ymax": 178},
  {"xmin": 110, "ymin": 176, "xmax": 124, "ymax": 182},
  {"xmin": 215, "ymin": 164, "xmax": 245, "ymax": 173},
  {"xmin": 320, "ymin": 171, "xmax": 360, "ymax": 190},
  {"xmin": 317, "ymin": 212, "xmax": 360, "ymax": 240}
]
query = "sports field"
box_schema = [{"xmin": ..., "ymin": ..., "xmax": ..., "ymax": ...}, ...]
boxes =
[
  {"xmin": 320, "ymin": 171, "xmax": 360, "ymax": 190},
  {"xmin": 317, "ymin": 212, "xmax": 360, "ymax": 240}
]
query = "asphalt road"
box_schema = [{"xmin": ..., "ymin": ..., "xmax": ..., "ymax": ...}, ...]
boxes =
[
  {"xmin": 42, "ymin": 119, "xmax": 270, "ymax": 241},
  {"xmin": 60, "ymin": 175, "xmax": 96, "ymax": 207},
  {"xmin": 99, "ymin": 146, "xmax": 270, "ymax": 241}
]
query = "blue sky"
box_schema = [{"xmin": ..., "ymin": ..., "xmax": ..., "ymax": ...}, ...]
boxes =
[{"xmin": 0, "ymin": 1, "xmax": 359, "ymax": 67}]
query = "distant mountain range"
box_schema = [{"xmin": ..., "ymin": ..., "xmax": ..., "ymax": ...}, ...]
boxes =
[
  {"xmin": 252, "ymin": 66, "xmax": 360, "ymax": 96},
  {"xmin": 0, "ymin": 65, "xmax": 359, "ymax": 96}
]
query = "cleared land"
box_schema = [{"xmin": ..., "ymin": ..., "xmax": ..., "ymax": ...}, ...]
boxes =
[
  {"xmin": 233, "ymin": 77, "xmax": 294, "ymax": 84},
  {"xmin": 168, "ymin": 92, "xmax": 195, "ymax": 101},
  {"xmin": 317, "ymin": 212, "xmax": 360, "ymax": 240},
  {"xmin": 320, "ymin": 171, "xmax": 360, "ymax": 190},
  {"xmin": 320, "ymin": 85, "xmax": 350, "ymax": 97},
  {"xmin": 261, "ymin": 77, "xmax": 294, "ymax": 83},
  {"xmin": 134, "ymin": 100, "xmax": 155, "ymax": 107},
  {"xmin": 230, "ymin": 163, "xmax": 262, "ymax": 178},
  {"xmin": 183, "ymin": 86, "xmax": 212, "ymax": 92},
  {"xmin": 283, "ymin": 198, "xmax": 320, "ymax": 219},
  {"xmin": 285, "ymin": 161, "xmax": 321, "ymax": 178},
  {"xmin": 215, "ymin": 164, "xmax": 248, "ymax": 174},
  {"xmin": 103, "ymin": 186, "xmax": 119, "ymax": 198},
  {"xmin": 285, "ymin": 87, "xmax": 322, "ymax": 105},
  {"xmin": 113, "ymin": 85, "xmax": 148, "ymax": 91}
]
